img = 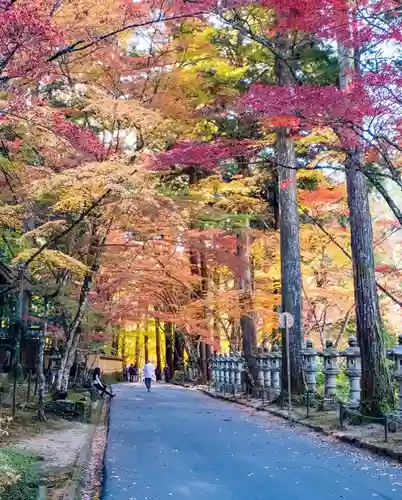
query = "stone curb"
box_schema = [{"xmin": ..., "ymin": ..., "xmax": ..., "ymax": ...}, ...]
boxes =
[
  {"xmin": 65, "ymin": 398, "xmax": 109, "ymax": 500},
  {"xmin": 200, "ymin": 389, "xmax": 402, "ymax": 464}
]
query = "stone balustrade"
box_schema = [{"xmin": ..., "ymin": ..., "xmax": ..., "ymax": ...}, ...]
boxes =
[{"xmin": 209, "ymin": 335, "xmax": 402, "ymax": 408}]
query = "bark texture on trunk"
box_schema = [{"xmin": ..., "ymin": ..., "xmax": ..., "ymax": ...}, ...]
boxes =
[
  {"xmin": 144, "ymin": 334, "xmax": 149, "ymax": 362},
  {"xmin": 173, "ymin": 329, "xmax": 185, "ymax": 371},
  {"xmin": 60, "ymin": 330, "xmax": 80, "ymax": 393},
  {"xmin": 275, "ymin": 35, "xmax": 304, "ymax": 393},
  {"xmin": 164, "ymin": 322, "xmax": 174, "ymax": 375},
  {"xmin": 200, "ymin": 248, "xmax": 211, "ymax": 379},
  {"xmin": 236, "ymin": 230, "xmax": 257, "ymax": 361},
  {"xmin": 338, "ymin": 30, "xmax": 393, "ymax": 414},
  {"xmin": 346, "ymin": 151, "xmax": 393, "ymax": 414},
  {"xmin": 134, "ymin": 335, "xmax": 141, "ymax": 367},
  {"xmin": 56, "ymin": 260, "xmax": 98, "ymax": 391},
  {"xmin": 155, "ymin": 318, "xmax": 161, "ymax": 372},
  {"xmin": 37, "ymin": 297, "xmax": 48, "ymax": 421}
]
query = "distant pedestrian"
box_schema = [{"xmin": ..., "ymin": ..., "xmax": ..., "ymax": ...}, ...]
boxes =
[
  {"xmin": 143, "ymin": 360, "xmax": 155, "ymax": 392},
  {"xmin": 133, "ymin": 365, "xmax": 138, "ymax": 382},
  {"xmin": 123, "ymin": 365, "xmax": 129, "ymax": 382},
  {"xmin": 163, "ymin": 365, "xmax": 170, "ymax": 383},
  {"xmin": 155, "ymin": 365, "xmax": 162, "ymax": 382},
  {"xmin": 92, "ymin": 367, "xmax": 115, "ymax": 399},
  {"xmin": 129, "ymin": 364, "xmax": 135, "ymax": 382}
]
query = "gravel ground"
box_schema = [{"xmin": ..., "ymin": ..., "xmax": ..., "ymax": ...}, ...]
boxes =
[{"xmin": 15, "ymin": 421, "xmax": 94, "ymax": 469}]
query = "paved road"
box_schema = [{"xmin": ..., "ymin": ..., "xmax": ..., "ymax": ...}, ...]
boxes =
[{"xmin": 102, "ymin": 384, "xmax": 402, "ymax": 500}]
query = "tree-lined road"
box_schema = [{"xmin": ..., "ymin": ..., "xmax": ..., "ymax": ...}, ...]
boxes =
[{"xmin": 102, "ymin": 385, "xmax": 402, "ymax": 500}]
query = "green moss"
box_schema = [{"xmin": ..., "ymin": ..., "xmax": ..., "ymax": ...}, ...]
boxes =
[{"xmin": 0, "ymin": 449, "xmax": 39, "ymax": 500}]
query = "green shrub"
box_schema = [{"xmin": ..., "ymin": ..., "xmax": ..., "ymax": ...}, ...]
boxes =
[{"xmin": 0, "ymin": 449, "xmax": 39, "ymax": 500}]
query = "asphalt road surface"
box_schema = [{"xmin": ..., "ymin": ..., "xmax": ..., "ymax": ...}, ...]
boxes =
[{"xmin": 102, "ymin": 384, "xmax": 402, "ymax": 500}]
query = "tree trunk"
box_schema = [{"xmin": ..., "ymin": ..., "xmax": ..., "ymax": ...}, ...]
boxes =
[
  {"xmin": 164, "ymin": 322, "xmax": 173, "ymax": 375},
  {"xmin": 134, "ymin": 335, "xmax": 141, "ymax": 367},
  {"xmin": 199, "ymin": 248, "xmax": 210, "ymax": 379},
  {"xmin": 275, "ymin": 35, "xmax": 304, "ymax": 393},
  {"xmin": 60, "ymin": 330, "xmax": 80, "ymax": 393},
  {"xmin": 338, "ymin": 30, "xmax": 393, "ymax": 415},
  {"xmin": 173, "ymin": 329, "xmax": 185, "ymax": 371},
  {"xmin": 346, "ymin": 151, "xmax": 393, "ymax": 414},
  {"xmin": 236, "ymin": 229, "xmax": 257, "ymax": 362},
  {"xmin": 155, "ymin": 318, "xmax": 161, "ymax": 371},
  {"xmin": 199, "ymin": 341, "xmax": 207, "ymax": 379},
  {"xmin": 55, "ymin": 266, "xmax": 95, "ymax": 391},
  {"xmin": 144, "ymin": 334, "xmax": 149, "ymax": 362},
  {"xmin": 37, "ymin": 297, "xmax": 48, "ymax": 421}
]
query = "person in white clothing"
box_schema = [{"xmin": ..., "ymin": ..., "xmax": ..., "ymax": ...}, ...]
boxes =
[{"xmin": 143, "ymin": 360, "xmax": 155, "ymax": 392}]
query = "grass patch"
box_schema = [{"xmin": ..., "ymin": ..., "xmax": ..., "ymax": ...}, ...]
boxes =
[{"xmin": 0, "ymin": 448, "xmax": 40, "ymax": 500}]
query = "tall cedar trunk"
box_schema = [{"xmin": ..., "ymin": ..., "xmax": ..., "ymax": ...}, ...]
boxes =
[
  {"xmin": 173, "ymin": 330, "xmax": 185, "ymax": 371},
  {"xmin": 199, "ymin": 248, "xmax": 210, "ymax": 379},
  {"xmin": 134, "ymin": 335, "xmax": 141, "ymax": 367},
  {"xmin": 337, "ymin": 25, "xmax": 393, "ymax": 413},
  {"xmin": 346, "ymin": 151, "xmax": 393, "ymax": 414},
  {"xmin": 164, "ymin": 322, "xmax": 173, "ymax": 375},
  {"xmin": 37, "ymin": 297, "xmax": 48, "ymax": 420},
  {"xmin": 275, "ymin": 35, "xmax": 304, "ymax": 393},
  {"xmin": 189, "ymin": 246, "xmax": 206, "ymax": 375},
  {"xmin": 236, "ymin": 229, "xmax": 257, "ymax": 362},
  {"xmin": 144, "ymin": 334, "xmax": 149, "ymax": 361},
  {"xmin": 212, "ymin": 271, "xmax": 221, "ymax": 352},
  {"xmin": 188, "ymin": 167, "xmax": 206, "ymax": 371},
  {"xmin": 155, "ymin": 318, "xmax": 161, "ymax": 371}
]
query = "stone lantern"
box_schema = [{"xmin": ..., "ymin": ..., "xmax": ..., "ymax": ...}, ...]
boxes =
[
  {"xmin": 234, "ymin": 352, "xmax": 244, "ymax": 392},
  {"xmin": 301, "ymin": 339, "xmax": 318, "ymax": 393},
  {"xmin": 321, "ymin": 339, "xmax": 340, "ymax": 398},
  {"xmin": 256, "ymin": 347, "xmax": 264, "ymax": 390},
  {"xmin": 48, "ymin": 347, "xmax": 61, "ymax": 388},
  {"xmin": 263, "ymin": 347, "xmax": 271, "ymax": 390},
  {"xmin": 341, "ymin": 336, "xmax": 361, "ymax": 406},
  {"xmin": 387, "ymin": 334, "xmax": 402, "ymax": 409},
  {"xmin": 269, "ymin": 343, "xmax": 282, "ymax": 395}
]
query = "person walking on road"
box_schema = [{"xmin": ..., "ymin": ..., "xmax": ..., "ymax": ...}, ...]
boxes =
[
  {"xmin": 163, "ymin": 365, "xmax": 170, "ymax": 383},
  {"xmin": 143, "ymin": 360, "xmax": 155, "ymax": 392},
  {"xmin": 93, "ymin": 367, "xmax": 115, "ymax": 399},
  {"xmin": 128, "ymin": 364, "xmax": 135, "ymax": 382},
  {"xmin": 123, "ymin": 365, "xmax": 129, "ymax": 382},
  {"xmin": 155, "ymin": 365, "xmax": 162, "ymax": 382}
]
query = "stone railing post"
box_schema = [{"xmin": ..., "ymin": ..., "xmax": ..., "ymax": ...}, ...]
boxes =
[
  {"xmin": 341, "ymin": 336, "xmax": 361, "ymax": 407},
  {"xmin": 209, "ymin": 353, "xmax": 216, "ymax": 386},
  {"xmin": 387, "ymin": 334, "xmax": 402, "ymax": 409},
  {"xmin": 228, "ymin": 352, "xmax": 235, "ymax": 389},
  {"xmin": 234, "ymin": 353, "xmax": 244, "ymax": 392},
  {"xmin": 223, "ymin": 353, "xmax": 229, "ymax": 390},
  {"xmin": 256, "ymin": 347, "xmax": 264, "ymax": 393},
  {"xmin": 263, "ymin": 347, "xmax": 271, "ymax": 391},
  {"xmin": 218, "ymin": 354, "xmax": 224, "ymax": 391},
  {"xmin": 321, "ymin": 340, "xmax": 340, "ymax": 398},
  {"xmin": 301, "ymin": 339, "xmax": 318, "ymax": 393},
  {"xmin": 269, "ymin": 344, "xmax": 282, "ymax": 396}
]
